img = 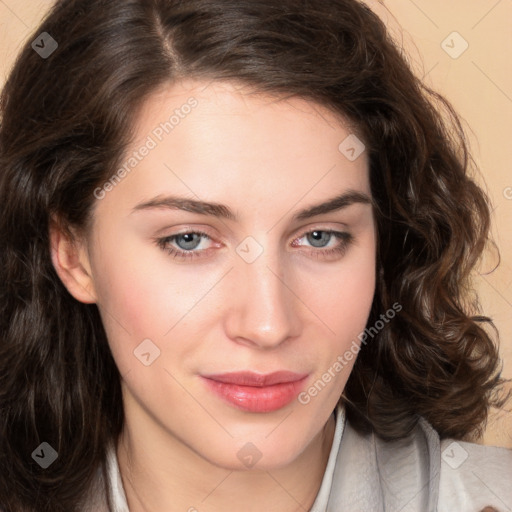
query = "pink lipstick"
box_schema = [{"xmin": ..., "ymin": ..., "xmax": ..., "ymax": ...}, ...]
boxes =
[{"xmin": 201, "ymin": 371, "xmax": 308, "ymax": 413}]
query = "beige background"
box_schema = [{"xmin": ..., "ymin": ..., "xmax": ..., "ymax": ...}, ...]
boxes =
[{"xmin": 1, "ymin": 0, "xmax": 510, "ymax": 447}]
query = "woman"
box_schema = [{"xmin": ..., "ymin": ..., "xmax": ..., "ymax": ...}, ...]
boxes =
[{"xmin": 0, "ymin": 0, "xmax": 510, "ymax": 510}]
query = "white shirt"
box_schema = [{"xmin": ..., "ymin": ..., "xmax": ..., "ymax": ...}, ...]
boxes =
[{"xmin": 80, "ymin": 403, "xmax": 512, "ymax": 511}]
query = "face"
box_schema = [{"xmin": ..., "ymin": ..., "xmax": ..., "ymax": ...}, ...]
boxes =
[{"xmin": 67, "ymin": 80, "xmax": 376, "ymax": 470}]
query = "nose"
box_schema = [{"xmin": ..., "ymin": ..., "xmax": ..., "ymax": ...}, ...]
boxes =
[{"xmin": 224, "ymin": 247, "xmax": 302, "ymax": 350}]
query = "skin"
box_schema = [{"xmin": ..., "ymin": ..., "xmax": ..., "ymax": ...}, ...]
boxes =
[{"xmin": 50, "ymin": 80, "xmax": 377, "ymax": 511}]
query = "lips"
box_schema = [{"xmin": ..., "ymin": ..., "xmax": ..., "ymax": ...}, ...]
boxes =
[
  {"xmin": 204, "ymin": 371, "xmax": 308, "ymax": 387},
  {"xmin": 201, "ymin": 371, "xmax": 309, "ymax": 413}
]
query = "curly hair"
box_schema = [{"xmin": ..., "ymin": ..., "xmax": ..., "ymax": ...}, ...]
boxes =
[{"xmin": 0, "ymin": 0, "xmax": 509, "ymax": 510}]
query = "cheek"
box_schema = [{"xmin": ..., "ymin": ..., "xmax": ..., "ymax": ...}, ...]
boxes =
[
  {"xmin": 301, "ymin": 251, "xmax": 376, "ymax": 401},
  {"xmin": 305, "ymin": 238, "xmax": 376, "ymax": 342},
  {"xmin": 88, "ymin": 234, "xmax": 225, "ymax": 371},
  {"xmin": 89, "ymin": 230, "xmax": 184, "ymax": 329},
  {"xmin": 87, "ymin": 235, "xmax": 180, "ymax": 364},
  {"xmin": 94, "ymin": 258, "xmax": 169, "ymax": 332}
]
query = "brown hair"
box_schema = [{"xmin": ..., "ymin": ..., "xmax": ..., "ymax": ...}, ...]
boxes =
[{"xmin": 0, "ymin": 0, "xmax": 510, "ymax": 510}]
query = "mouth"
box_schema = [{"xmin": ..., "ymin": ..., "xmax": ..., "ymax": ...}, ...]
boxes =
[{"xmin": 200, "ymin": 371, "xmax": 309, "ymax": 413}]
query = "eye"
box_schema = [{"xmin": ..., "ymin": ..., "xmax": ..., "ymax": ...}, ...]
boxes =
[
  {"xmin": 156, "ymin": 230, "xmax": 214, "ymax": 260},
  {"xmin": 156, "ymin": 228, "xmax": 354, "ymax": 261},
  {"xmin": 291, "ymin": 229, "xmax": 354, "ymax": 259}
]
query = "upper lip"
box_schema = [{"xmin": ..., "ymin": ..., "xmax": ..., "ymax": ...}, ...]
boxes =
[{"xmin": 202, "ymin": 371, "xmax": 308, "ymax": 387}]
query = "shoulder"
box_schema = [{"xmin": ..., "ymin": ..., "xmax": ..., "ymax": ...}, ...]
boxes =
[
  {"xmin": 329, "ymin": 415, "xmax": 511, "ymax": 511},
  {"xmin": 406, "ymin": 419, "xmax": 512, "ymax": 511},
  {"xmin": 329, "ymin": 415, "xmax": 440, "ymax": 510},
  {"xmin": 438, "ymin": 437, "xmax": 512, "ymax": 512}
]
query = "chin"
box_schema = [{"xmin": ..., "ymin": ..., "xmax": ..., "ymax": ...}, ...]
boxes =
[{"xmin": 196, "ymin": 434, "xmax": 308, "ymax": 472}]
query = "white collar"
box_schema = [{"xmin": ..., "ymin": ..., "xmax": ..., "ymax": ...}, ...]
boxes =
[{"xmin": 309, "ymin": 403, "xmax": 346, "ymax": 511}]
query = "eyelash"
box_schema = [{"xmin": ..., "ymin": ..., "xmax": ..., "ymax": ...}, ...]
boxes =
[{"xmin": 155, "ymin": 228, "xmax": 354, "ymax": 261}]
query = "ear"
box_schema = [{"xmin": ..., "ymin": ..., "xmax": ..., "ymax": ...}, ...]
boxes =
[{"xmin": 49, "ymin": 218, "xmax": 97, "ymax": 304}]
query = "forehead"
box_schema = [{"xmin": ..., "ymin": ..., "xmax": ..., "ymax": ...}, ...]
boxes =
[{"xmin": 95, "ymin": 79, "xmax": 371, "ymax": 224}]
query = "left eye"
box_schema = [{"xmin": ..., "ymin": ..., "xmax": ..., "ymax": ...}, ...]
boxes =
[
  {"xmin": 291, "ymin": 229, "xmax": 354, "ymax": 259},
  {"xmin": 156, "ymin": 229, "xmax": 353, "ymax": 260},
  {"xmin": 293, "ymin": 230, "xmax": 344, "ymax": 249}
]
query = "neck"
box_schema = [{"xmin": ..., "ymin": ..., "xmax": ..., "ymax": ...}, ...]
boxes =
[{"xmin": 117, "ymin": 411, "xmax": 336, "ymax": 512}]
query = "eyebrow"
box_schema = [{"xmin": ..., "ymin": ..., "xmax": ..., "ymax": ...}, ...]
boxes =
[{"xmin": 131, "ymin": 189, "xmax": 373, "ymax": 222}]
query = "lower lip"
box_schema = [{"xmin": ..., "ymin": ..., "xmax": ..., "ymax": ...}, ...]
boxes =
[{"xmin": 201, "ymin": 376, "xmax": 308, "ymax": 413}]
